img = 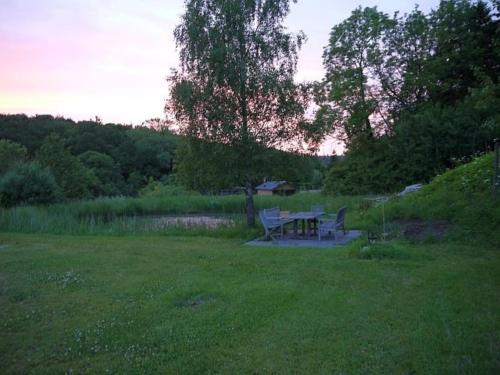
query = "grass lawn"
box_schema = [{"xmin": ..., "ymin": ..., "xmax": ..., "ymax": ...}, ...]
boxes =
[{"xmin": 1, "ymin": 233, "xmax": 499, "ymax": 374}]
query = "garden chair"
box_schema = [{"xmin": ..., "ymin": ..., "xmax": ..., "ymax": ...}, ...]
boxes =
[
  {"xmin": 318, "ymin": 207, "xmax": 347, "ymax": 241},
  {"xmin": 258, "ymin": 207, "xmax": 294, "ymax": 240}
]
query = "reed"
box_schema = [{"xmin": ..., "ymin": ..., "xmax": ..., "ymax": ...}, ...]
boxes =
[{"xmin": 0, "ymin": 192, "xmax": 369, "ymax": 236}]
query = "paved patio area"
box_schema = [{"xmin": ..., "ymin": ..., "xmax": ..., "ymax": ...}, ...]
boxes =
[{"xmin": 246, "ymin": 230, "xmax": 363, "ymax": 248}]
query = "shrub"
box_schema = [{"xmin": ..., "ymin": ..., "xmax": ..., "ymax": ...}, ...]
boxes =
[
  {"xmin": 139, "ymin": 177, "xmax": 191, "ymax": 197},
  {"xmin": 0, "ymin": 162, "xmax": 61, "ymax": 207}
]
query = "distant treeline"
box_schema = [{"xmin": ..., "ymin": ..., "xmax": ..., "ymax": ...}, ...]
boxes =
[
  {"xmin": 0, "ymin": 114, "xmax": 176, "ymax": 205},
  {"xmin": 0, "ymin": 114, "xmax": 324, "ymax": 206}
]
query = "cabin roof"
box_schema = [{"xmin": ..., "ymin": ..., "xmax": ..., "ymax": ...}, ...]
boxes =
[{"xmin": 255, "ymin": 181, "xmax": 293, "ymax": 191}]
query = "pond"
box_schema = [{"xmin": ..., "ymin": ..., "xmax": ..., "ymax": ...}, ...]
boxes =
[
  {"xmin": 147, "ymin": 214, "xmax": 236, "ymax": 229},
  {"xmin": 129, "ymin": 214, "xmax": 239, "ymax": 231}
]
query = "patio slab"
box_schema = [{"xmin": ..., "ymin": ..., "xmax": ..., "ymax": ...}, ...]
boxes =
[{"xmin": 246, "ymin": 230, "xmax": 363, "ymax": 248}]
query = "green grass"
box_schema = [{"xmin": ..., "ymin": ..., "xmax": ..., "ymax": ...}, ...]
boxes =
[
  {"xmin": 380, "ymin": 153, "xmax": 500, "ymax": 246},
  {"xmin": 0, "ymin": 233, "xmax": 499, "ymax": 374},
  {"xmin": 1, "ymin": 154, "xmax": 499, "ymax": 372}
]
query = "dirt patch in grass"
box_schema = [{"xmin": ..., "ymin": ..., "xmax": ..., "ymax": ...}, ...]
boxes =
[
  {"xmin": 396, "ymin": 219, "xmax": 451, "ymax": 241},
  {"xmin": 175, "ymin": 294, "xmax": 216, "ymax": 308}
]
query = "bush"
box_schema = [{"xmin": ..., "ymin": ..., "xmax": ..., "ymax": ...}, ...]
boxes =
[
  {"xmin": 0, "ymin": 162, "xmax": 61, "ymax": 207},
  {"xmin": 139, "ymin": 177, "xmax": 192, "ymax": 197}
]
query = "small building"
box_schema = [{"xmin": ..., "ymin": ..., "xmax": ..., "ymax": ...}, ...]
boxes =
[{"xmin": 256, "ymin": 181, "xmax": 296, "ymax": 196}]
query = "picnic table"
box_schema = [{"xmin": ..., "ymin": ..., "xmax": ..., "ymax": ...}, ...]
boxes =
[{"xmin": 289, "ymin": 211, "xmax": 324, "ymax": 238}]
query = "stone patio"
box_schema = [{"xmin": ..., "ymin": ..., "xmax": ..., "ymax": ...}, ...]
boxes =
[{"xmin": 246, "ymin": 230, "xmax": 363, "ymax": 248}]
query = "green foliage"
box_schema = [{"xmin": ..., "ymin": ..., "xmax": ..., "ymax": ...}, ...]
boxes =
[
  {"xmin": 127, "ymin": 127, "xmax": 175, "ymax": 180},
  {"xmin": 168, "ymin": 0, "xmax": 311, "ymax": 226},
  {"xmin": 318, "ymin": 6, "xmax": 395, "ymax": 143},
  {"xmin": 323, "ymin": 139, "xmax": 402, "ymax": 195},
  {"xmin": 319, "ymin": 1, "xmax": 500, "ymax": 194},
  {"xmin": 176, "ymin": 138, "xmax": 320, "ymax": 192},
  {"xmin": 78, "ymin": 151, "xmax": 125, "ymax": 197},
  {"xmin": 36, "ymin": 134, "xmax": 93, "ymax": 200},
  {"xmin": 175, "ymin": 138, "xmax": 244, "ymax": 192},
  {"xmin": 0, "ymin": 139, "xmax": 28, "ymax": 174},
  {"xmin": 427, "ymin": 0, "xmax": 500, "ymax": 103},
  {"xmin": 0, "ymin": 162, "xmax": 60, "ymax": 207},
  {"xmin": 425, "ymin": 152, "xmax": 495, "ymax": 194},
  {"xmin": 139, "ymin": 177, "xmax": 190, "ymax": 197},
  {"xmin": 0, "ymin": 114, "xmax": 178, "ymax": 198},
  {"xmin": 382, "ymin": 152, "xmax": 500, "ymax": 245}
]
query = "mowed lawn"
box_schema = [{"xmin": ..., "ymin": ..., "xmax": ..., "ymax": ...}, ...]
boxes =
[{"xmin": 1, "ymin": 234, "xmax": 499, "ymax": 374}]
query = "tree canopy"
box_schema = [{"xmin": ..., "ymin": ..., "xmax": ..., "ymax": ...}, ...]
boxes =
[
  {"xmin": 319, "ymin": 0, "xmax": 500, "ymax": 195},
  {"xmin": 167, "ymin": 0, "xmax": 311, "ymax": 225}
]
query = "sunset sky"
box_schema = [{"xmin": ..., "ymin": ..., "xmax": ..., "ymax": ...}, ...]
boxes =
[{"xmin": 1, "ymin": 0, "xmax": 439, "ymax": 153}]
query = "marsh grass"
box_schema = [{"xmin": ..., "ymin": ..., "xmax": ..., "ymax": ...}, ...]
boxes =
[{"xmin": 0, "ymin": 193, "xmax": 368, "ymax": 236}]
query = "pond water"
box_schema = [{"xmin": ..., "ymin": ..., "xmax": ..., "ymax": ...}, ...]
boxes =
[{"xmin": 135, "ymin": 214, "xmax": 237, "ymax": 230}]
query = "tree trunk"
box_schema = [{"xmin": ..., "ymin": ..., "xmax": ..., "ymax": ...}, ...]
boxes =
[
  {"xmin": 245, "ymin": 180, "xmax": 255, "ymax": 227},
  {"xmin": 237, "ymin": 3, "xmax": 255, "ymax": 227}
]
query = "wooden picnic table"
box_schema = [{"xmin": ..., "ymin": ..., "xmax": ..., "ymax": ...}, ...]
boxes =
[{"xmin": 289, "ymin": 211, "xmax": 324, "ymax": 238}]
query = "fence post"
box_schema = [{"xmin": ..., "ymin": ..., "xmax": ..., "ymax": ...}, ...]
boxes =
[{"xmin": 495, "ymin": 139, "xmax": 499, "ymax": 202}]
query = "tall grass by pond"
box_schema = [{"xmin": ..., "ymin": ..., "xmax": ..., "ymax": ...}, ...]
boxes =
[
  {"xmin": 43, "ymin": 192, "xmax": 363, "ymax": 217},
  {"xmin": 0, "ymin": 208, "xmax": 256, "ymax": 237},
  {"xmin": 0, "ymin": 193, "xmax": 370, "ymax": 236}
]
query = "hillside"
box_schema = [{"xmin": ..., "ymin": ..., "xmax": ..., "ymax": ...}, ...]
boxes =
[{"xmin": 387, "ymin": 153, "xmax": 500, "ymax": 243}]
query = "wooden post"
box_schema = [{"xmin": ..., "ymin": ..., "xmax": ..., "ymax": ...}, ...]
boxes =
[{"xmin": 495, "ymin": 139, "xmax": 499, "ymax": 202}]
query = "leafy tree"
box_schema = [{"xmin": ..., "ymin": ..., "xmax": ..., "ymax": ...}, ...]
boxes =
[
  {"xmin": 378, "ymin": 7, "xmax": 434, "ymax": 115},
  {"xmin": 78, "ymin": 151, "xmax": 125, "ymax": 196},
  {"xmin": 315, "ymin": 7, "xmax": 395, "ymax": 144},
  {"xmin": 167, "ymin": 0, "xmax": 310, "ymax": 226},
  {"xmin": 0, "ymin": 139, "xmax": 28, "ymax": 174},
  {"xmin": 427, "ymin": 0, "xmax": 500, "ymax": 104},
  {"xmin": 128, "ymin": 127, "xmax": 175, "ymax": 180},
  {"xmin": 175, "ymin": 138, "xmax": 244, "ymax": 193},
  {"xmin": 0, "ymin": 162, "xmax": 60, "ymax": 207},
  {"xmin": 320, "ymin": 0, "xmax": 500, "ymax": 195},
  {"xmin": 36, "ymin": 134, "xmax": 93, "ymax": 200}
]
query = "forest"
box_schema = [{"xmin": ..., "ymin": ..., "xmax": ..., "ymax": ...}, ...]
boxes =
[{"xmin": 0, "ymin": 114, "xmax": 323, "ymax": 207}]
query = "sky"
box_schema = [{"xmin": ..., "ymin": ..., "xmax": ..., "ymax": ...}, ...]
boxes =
[{"xmin": 0, "ymin": 0, "xmax": 440, "ymax": 153}]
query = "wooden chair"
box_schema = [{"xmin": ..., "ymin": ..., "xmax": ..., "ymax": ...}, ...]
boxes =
[
  {"xmin": 318, "ymin": 207, "xmax": 347, "ymax": 240},
  {"xmin": 258, "ymin": 207, "xmax": 294, "ymax": 240}
]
